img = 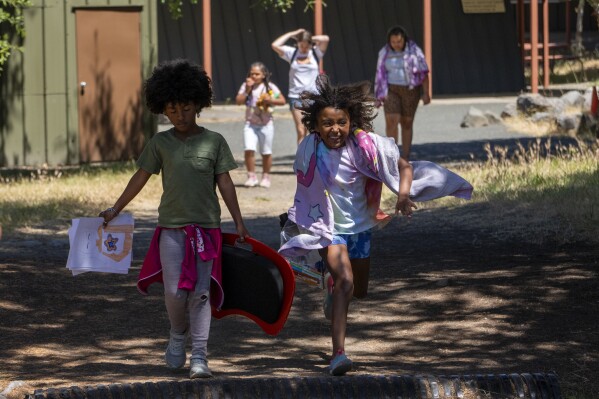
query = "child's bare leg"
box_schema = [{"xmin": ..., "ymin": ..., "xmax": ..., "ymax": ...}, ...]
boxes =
[
  {"xmin": 350, "ymin": 257, "xmax": 370, "ymax": 299},
  {"xmin": 399, "ymin": 116, "xmax": 414, "ymax": 160},
  {"xmin": 261, "ymin": 154, "xmax": 272, "ymax": 175},
  {"xmin": 384, "ymin": 112, "xmax": 400, "ymax": 144},
  {"xmin": 244, "ymin": 150, "xmax": 255, "ymax": 173},
  {"xmin": 291, "ymin": 107, "xmax": 307, "ymax": 144},
  {"xmin": 321, "ymin": 244, "xmax": 354, "ymax": 354}
]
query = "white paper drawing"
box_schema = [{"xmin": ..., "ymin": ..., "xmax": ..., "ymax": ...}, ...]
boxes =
[{"xmin": 66, "ymin": 213, "xmax": 134, "ymax": 275}]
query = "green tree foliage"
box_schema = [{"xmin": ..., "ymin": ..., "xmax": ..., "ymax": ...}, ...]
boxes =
[
  {"xmin": 161, "ymin": 0, "xmax": 319, "ymax": 19},
  {"xmin": 161, "ymin": 0, "xmax": 198, "ymax": 20},
  {"xmin": 0, "ymin": 0, "xmax": 30, "ymax": 72}
]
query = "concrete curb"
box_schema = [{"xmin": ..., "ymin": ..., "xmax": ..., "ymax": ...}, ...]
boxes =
[{"xmin": 31, "ymin": 373, "xmax": 561, "ymax": 399}]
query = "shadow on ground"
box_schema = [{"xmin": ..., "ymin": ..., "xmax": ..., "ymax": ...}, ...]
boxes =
[
  {"xmin": 0, "ymin": 135, "xmax": 596, "ymax": 398},
  {"xmin": 0, "ymin": 207, "xmax": 597, "ymax": 398}
]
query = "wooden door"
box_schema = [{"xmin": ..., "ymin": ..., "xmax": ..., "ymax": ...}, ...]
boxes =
[{"xmin": 75, "ymin": 8, "xmax": 144, "ymax": 163}]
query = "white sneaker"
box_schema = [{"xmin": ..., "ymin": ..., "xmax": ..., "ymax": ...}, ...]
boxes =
[
  {"xmin": 259, "ymin": 176, "xmax": 271, "ymax": 188},
  {"xmin": 190, "ymin": 357, "xmax": 213, "ymax": 379},
  {"xmin": 244, "ymin": 175, "xmax": 258, "ymax": 187},
  {"xmin": 165, "ymin": 330, "xmax": 187, "ymax": 369}
]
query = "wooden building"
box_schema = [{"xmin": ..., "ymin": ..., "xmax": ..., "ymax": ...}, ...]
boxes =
[
  {"xmin": 160, "ymin": 0, "xmax": 526, "ymax": 101},
  {"xmin": 0, "ymin": 0, "xmax": 157, "ymax": 167}
]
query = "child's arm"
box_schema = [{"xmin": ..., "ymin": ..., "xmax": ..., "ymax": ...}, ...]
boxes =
[
  {"xmin": 421, "ymin": 75, "xmax": 431, "ymax": 105},
  {"xmin": 262, "ymin": 92, "xmax": 286, "ymax": 107},
  {"xmin": 235, "ymin": 78, "xmax": 255, "ymax": 105},
  {"xmin": 395, "ymin": 158, "xmax": 417, "ymax": 217},
  {"xmin": 100, "ymin": 168, "xmax": 152, "ymax": 226},
  {"xmin": 271, "ymin": 28, "xmax": 305, "ymax": 57},
  {"xmin": 312, "ymin": 34, "xmax": 330, "ymax": 53},
  {"xmin": 216, "ymin": 172, "xmax": 251, "ymax": 240}
]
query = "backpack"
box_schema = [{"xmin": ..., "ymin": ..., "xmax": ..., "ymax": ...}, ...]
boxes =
[{"xmin": 290, "ymin": 47, "xmax": 320, "ymax": 65}]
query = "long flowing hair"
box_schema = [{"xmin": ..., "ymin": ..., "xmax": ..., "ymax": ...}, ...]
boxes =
[{"xmin": 299, "ymin": 75, "xmax": 377, "ymax": 133}]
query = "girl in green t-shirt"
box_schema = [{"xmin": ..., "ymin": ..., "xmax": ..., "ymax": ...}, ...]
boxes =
[{"xmin": 100, "ymin": 59, "xmax": 250, "ymax": 379}]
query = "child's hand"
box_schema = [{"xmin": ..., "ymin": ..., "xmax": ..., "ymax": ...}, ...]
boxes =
[
  {"xmin": 422, "ymin": 93, "xmax": 431, "ymax": 105},
  {"xmin": 236, "ymin": 223, "xmax": 251, "ymax": 242},
  {"xmin": 395, "ymin": 194, "xmax": 417, "ymax": 218},
  {"xmin": 245, "ymin": 77, "xmax": 255, "ymax": 92},
  {"xmin": 99, "ymin": 207, "xmax": 119, "ymax": 227}
]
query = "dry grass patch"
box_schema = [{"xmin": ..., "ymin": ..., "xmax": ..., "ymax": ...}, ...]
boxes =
[
  {"xmin": 502, "ymin": 105, "xmax": 583, "ymax": 137},
  {"xmin": 503, "ymin": 116, "xmax": 561, "ymax": 136},
  {"xmin": 0, "ymin": 163, "xmax": 163, "ymax": 237},
  {"xmin": 384, "ymin": 139, "xmax": 599, "ymax": 245}
]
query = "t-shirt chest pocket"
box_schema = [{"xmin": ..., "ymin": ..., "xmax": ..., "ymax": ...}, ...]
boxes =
[{"xmin": 183, "ymin": 146, "xmax": 215, "ymax": 173}]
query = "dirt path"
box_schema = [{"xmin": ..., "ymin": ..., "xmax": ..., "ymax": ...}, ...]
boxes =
[{"xmin": 1, "ymin": 166, "xmax": 598, "ymax": 398}]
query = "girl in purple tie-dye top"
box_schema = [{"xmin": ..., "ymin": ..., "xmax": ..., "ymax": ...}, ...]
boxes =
[{"xmin": 279, "ymin": 75, "xmax": 473, "ymax": 376}]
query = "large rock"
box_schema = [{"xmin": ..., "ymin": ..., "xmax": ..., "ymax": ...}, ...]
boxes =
[
  {"xmin": 531, "ymin": 112, "xmax": 554, "ymax": 123},
  {"xmin": 509, "ymin": 91, "xmax": 593, "ymax": 134},
  {"xmin": 545, "ymin": 97, "xmax": 567, "ymax": 115},
  {"xmin": 461, "ymin": 106, "xmax": 489, "ymax": 128},
  {"xmin": 501, "ymin": 103, "xmax": 519, "ymax": 119},
  {"xmin": 484, "ymin": 110, "xmax": 502, "ymax": 124},
  {"xmin": 517, "ymin": 93, "xmax": 552, "ymax": 114},
  {"xmin": 560, "ymin": 90, "xmax": 585, "ymax": 108},
  {"xmin": 556, "ymin": 113, "xmax": 581, "ymax": 131}
]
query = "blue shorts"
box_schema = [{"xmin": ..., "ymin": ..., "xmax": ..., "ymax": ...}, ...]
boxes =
[
  {"xmin": 288, "ymin": 98, "xmax": 302, "ymax": 111},
  {"xmin": 330, "ymin": 230, "xmax": 372, "ymax": 259}
]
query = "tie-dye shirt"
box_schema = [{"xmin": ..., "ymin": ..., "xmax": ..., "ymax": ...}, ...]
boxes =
[
  {"xmin": 375, "ymin": 41, "xmax": 429, "ymax": 101},
  {"xmin": 316, "ymin": 141, "xmax": 375, "ymax": 234},
  {"xmin": 279, "ymin": 129, "xmax": 473, "ymax": 259}
]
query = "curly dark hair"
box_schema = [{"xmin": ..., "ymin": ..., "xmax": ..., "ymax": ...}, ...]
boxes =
[
  {"xmin": 144, "ymin": 59, "xmax": 213, "ymax": 114},
  {"xmin": 299, "ymin": 75, "xmax": 376, "ymax": 133}
]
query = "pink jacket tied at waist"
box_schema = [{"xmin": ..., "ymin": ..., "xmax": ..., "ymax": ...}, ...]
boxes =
[
  {"xmin": 137, "ymin": 225, "xmax": 224, "ymax": 310},
  {"xmin": 375, "ymin": 41, "xmax": 429, "ymax": 101},
  {"xmin": 279, "ymin": 130, "xmax": 473, "ymax": 258}
]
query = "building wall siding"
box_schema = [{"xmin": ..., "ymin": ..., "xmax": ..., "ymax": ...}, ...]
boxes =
[
  {"xmin": 158, "ymin": 0, "xmax": 526, "ymax": 102},
  {"xmin": 0, "ymin": 0, "xmax": 157, "ymax": 167}
]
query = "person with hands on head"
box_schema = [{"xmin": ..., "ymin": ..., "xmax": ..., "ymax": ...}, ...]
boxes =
[
  {"xmin": 271, "ymin": 28, "xmax": 329, "ymax": 145},
  {"xmin": 279, "ymin": 75, "xmax": 472, "ymax": 377},
  {"xmin": 235, "ymin": 62, "xmax": 286, "ymax": 188},
  {"xmin": 374, "ymin": 25, "xmax": 430, "ymax": 160},
  {"xmin": 100, "ymin": 59, "xmax": 250, "ymax": 380}
]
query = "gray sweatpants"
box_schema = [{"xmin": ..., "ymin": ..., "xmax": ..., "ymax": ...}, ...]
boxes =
[{"xmin": 159, "ymin": 228, "xmax": 213, "ymax": 361}]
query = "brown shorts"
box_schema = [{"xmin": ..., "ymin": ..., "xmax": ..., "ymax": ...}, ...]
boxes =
[{"xmin": 383, "ymin": 84, "xmax": 422, "ymax": 118}]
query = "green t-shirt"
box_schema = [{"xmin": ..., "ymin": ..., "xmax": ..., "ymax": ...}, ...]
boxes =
[{"xmin": 136, "ymin": 127, "xmax": 238, "ymax": 228}]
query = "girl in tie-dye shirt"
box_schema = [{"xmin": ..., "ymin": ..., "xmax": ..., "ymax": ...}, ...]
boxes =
[
  {"xmin": 281, "ymin": 75, "xmax": 416, "ymax": 376},
  {"xmin": 279, "ymin": 75, "xmax": 472, "ymax": 376}
]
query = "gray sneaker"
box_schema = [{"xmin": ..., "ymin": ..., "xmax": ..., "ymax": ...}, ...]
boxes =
[
  {"xmin": 329, "ymin": 351, "xmax": 353, "ymax": 376},
  {"xmin": 165, "ymin": 330, "xmax": 187, "ymax": 369},
  {"xmin": 190, "ymin": 357, "xmax": 213, "ymax": 379}
]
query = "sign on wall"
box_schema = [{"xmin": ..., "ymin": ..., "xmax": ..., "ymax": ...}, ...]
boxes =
[{"xmin": 462, "ymin": 0, "xmax": 506, "ymax": 14}]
